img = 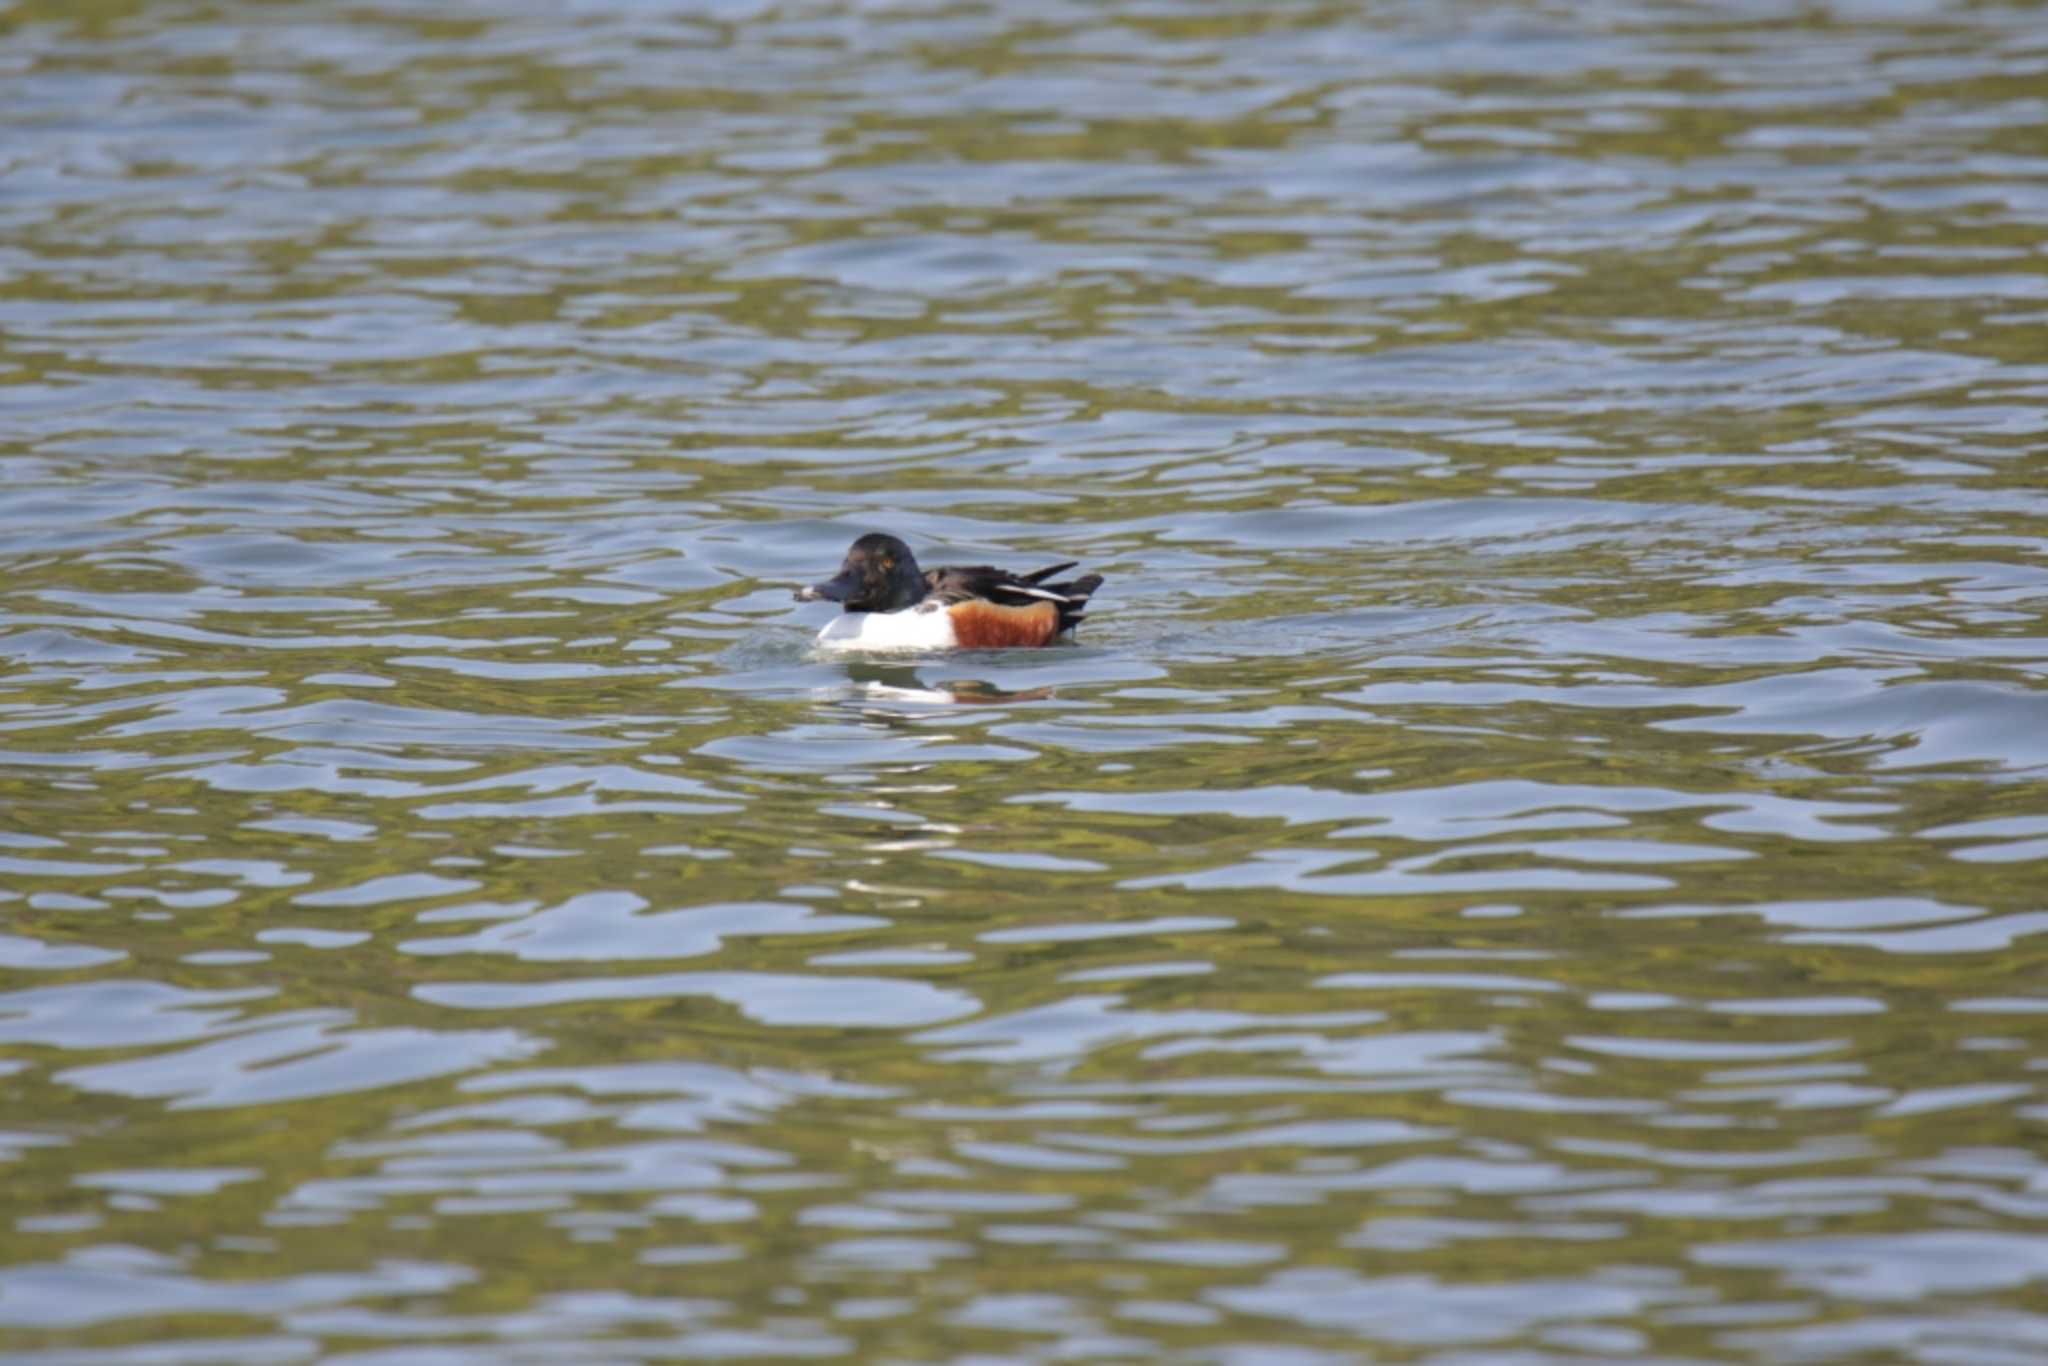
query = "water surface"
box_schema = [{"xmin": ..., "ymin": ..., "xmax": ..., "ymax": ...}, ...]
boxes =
[{"xmin": 3, "ymin": 0, "xmax": 2047, "ymax": 1360}]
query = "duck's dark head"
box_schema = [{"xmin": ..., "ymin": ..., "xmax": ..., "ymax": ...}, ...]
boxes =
[{"xmin": 795, "ymin": 533, "xmax": 928, "ymax": 613}]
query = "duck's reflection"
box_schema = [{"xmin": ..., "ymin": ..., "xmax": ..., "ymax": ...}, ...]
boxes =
[{"xmin": 840, "ymin": 661, "xmax": 1055, "ymax": 706}]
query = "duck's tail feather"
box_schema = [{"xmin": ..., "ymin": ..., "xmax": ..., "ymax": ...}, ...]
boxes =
[{"xmin": 1046, "ymin": 572, "xmax": 1103, "ymax": 635}]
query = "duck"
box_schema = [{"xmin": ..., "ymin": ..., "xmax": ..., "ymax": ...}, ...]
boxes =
[{"xmin": 795, "ymin": 533, "xmax": 1103, "ymax": 651}]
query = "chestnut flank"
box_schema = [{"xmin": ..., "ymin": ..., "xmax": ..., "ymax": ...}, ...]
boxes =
[{"xmin": 948, "ymin": 599, "xmax": 1060, "ymax": 648}]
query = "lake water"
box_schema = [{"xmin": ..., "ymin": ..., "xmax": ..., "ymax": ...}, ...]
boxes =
[{"xmin": 3, "ymin": 0, "xmax": 2046, "ymax": 1360}]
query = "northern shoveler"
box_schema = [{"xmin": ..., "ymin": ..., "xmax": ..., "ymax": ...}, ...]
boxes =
[{"xmin": 795, "ymin": 533, "xmax": 1103, "ymax": 651}]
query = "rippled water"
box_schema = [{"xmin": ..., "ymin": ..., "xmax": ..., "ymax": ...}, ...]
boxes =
[{"xmin": 4, "ymin": 0, "xmax": 2047, "ymax": 1360}]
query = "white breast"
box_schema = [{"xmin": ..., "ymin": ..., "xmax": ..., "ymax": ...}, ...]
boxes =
[{"xmin": 814, "ymin": 604, "xmax": 958, "ymax": 652}]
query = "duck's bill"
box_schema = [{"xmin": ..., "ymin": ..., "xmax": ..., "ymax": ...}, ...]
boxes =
[{"xmin": 795, "ymin": 571, "xmax": 856, "ymax": 603}]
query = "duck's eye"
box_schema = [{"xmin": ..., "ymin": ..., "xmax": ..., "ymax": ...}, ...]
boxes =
[{"xmin": 881, "ymin": 556, "xmax": 895, "ymax": 570}]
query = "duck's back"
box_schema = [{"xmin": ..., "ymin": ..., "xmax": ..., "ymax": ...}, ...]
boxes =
[{"xmin": 926, "ymin": 562, "xmax": 1103, "ymax": 639}]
